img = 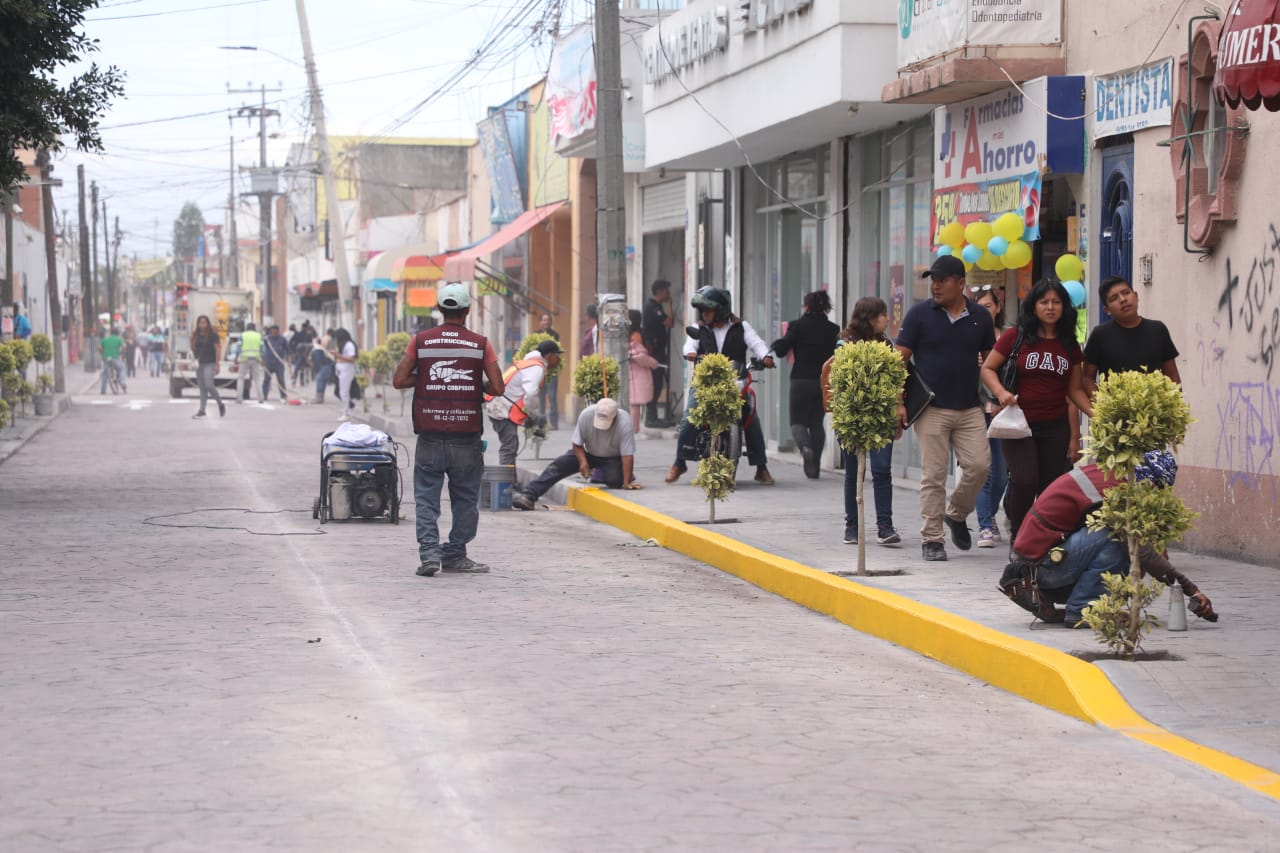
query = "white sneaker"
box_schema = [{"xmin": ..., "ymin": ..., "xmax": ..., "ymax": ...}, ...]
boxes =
[{"xmin": 977, "ymin": 528, "xmax": 997, "ymax": 548}]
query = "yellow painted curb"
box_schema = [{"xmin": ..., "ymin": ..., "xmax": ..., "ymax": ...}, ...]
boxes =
[{"xmin": 568, "ymin": 487, "xmax": 1280, "ymax": 802}]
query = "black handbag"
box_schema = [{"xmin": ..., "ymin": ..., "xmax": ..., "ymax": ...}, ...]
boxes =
[{"xmin": 983, "ymin": 329, "xmax": 1024, "ymax": 403}]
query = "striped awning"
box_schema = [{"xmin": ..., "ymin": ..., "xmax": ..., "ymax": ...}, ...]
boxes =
[{"xmin": 392, "ymin": 254, "xmax": 449, "ymax": 283}]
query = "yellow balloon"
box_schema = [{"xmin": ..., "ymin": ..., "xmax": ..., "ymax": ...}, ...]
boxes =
[
  {"xmin": 940, "ymin": 221, "xmax": 966, "ymax": 250},
  {"xmin": 977, "ymin": 250, "xmax": 1002, "ymax": 271},
  {"xmin": 993, "ymin": 212, "xmax": 1025, "ymax": 242},
  {"xmin": 964, "ymin": 221, "xmax": 993, "ymax": 249},
  {"xmin": 963, "ymin": 260, "xmax": 975, "ymax": 272},
  {"xmin": 1003, "ymin": 239, "xmax": 1033, "ymax": 269},
  {"xmin": 1055, "ymin": 254, "xmax": 1084, "ymax": 282}
]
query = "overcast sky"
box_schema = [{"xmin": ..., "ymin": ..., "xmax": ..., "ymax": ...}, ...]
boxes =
[{"xmin": 50, "ymin": 0, "xmax": 589, "ymax": 260}]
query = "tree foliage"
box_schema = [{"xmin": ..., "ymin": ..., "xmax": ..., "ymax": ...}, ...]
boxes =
[
  {"xmin": 573, "ymin": 354, "xmax": 619, "ymax": 404},
  {"xmin": 1085, "ymin": 371, "xmax": 1192, "ymax": 480},
  {"xmin": 384, "ymin": 332, "xmax": 411, "ymax": 363},
  {"xmin": 828, "ymin": 341, "xmax": 907, "ymax": 454},
  {"xmin": 688, "ymin": 354, "xmax": 741, "ymax": 511},
  {"xmin": 0, "ymin": 0, "xmax": 124, "ymax": 193},
  {"xmin": 172, "ymin": 202, "xmax": 205, "ymax": 259},
  {"xmin": 516, "ymin": 332, "xmax": 562, "ymax": 377}
]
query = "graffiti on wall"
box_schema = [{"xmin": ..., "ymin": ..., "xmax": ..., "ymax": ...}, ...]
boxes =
[
  {"xmin": 1215, "ymin": 381, "xmax": 1280, "ymax": 501},
  {"xmin": 1217, "ymin": 223, "xmax": 1280, "ymax": 380}
]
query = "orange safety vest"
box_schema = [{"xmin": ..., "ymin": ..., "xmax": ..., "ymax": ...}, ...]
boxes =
[{"xmin": 484, "ymin": 357, "xmax": 543, "ymax": 425}]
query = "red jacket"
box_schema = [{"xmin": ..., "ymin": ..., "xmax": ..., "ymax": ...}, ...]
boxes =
[{"xmin": 1012, "ymin": 464, "xmax": 1124, "ymax": 562}]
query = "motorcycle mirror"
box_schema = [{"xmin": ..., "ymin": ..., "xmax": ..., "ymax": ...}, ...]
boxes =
[{"xmin": 685, "ymin": 325, "xmax": 699, "ymax": 339}]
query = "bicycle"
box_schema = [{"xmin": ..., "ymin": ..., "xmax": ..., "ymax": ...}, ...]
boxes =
[{"xmin": 106, "ymin": 360, "xmax": 123, "ymax": 395}]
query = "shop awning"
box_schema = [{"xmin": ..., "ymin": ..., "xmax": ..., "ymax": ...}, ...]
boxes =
[
  {"xmin": 392, "ymin": 254, "xmax": 449, "ymax": 283},
  {"xmin": 443, "ymin": 201, "xmax": 568, "ymax": 281},
  {"xmin": 1214, "ymin": 0, "xmax": 1280, "ymax": 111},
  {"xmin": 365, "ymin": 277, "xmax": 398, "ymax": 292},
  {"xmin": 294, "ymin": 279, "xmax": 339, "ymax": 298}
]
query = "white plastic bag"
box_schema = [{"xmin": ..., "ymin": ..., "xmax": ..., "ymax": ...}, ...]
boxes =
[{"xmin": 987, "ymin": 402, "xmax": 1032, "ymax": 440}]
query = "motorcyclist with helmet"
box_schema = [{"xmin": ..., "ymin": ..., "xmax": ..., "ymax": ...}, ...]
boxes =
[{"xmin": 665, "ymin": 287, "xmax": 777, "ymax": 485}]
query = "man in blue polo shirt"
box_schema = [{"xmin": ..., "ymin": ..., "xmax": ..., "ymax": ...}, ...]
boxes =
[{"xmin": 896, "ymin": 255, "xmax": 996, "ymax": 561}]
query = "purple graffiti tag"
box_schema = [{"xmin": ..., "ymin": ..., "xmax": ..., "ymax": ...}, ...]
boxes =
[{"xmin": 1215, "ymin": 381, "xmax": 1280, "ymax": 502}]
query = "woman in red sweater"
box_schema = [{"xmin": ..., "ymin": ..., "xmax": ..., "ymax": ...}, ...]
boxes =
[{"xmin": 980, "ymin": 279, "xmax": 1093, "ymax": 542}]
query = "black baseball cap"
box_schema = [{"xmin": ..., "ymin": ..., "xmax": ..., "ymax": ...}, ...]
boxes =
[{"xmin": 920, "ymin": 255, "xmax": 967, "ymax": 279}]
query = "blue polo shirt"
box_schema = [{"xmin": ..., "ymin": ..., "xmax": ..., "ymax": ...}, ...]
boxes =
[{"xmin": 896, "ymin": 297, "xmax": 996, "ymax": 410}]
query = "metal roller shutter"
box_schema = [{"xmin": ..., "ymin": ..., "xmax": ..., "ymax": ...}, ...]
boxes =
[{"xmin": 642, "ymin": 180, "xmax": 686, "ymax": 233}]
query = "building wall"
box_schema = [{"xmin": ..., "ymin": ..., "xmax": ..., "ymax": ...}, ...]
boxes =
[{"xmin": 1066, "ymin": 2, "xmax": 1280, "ymax": 566}]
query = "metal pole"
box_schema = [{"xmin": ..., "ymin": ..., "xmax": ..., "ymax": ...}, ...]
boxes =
[
  {"xmin": 229, "ymin": 135, "xmax": 240, "ymax": 288},
  {"xmin": 260, "ymin": 85, "xmax": 273, "ymax": 324},
  {"xmin": 78, "ymin": 166, "xmax": 95, "ymax": 370},
  {"xmin": 2, "ymin": 187, "xmax": 12, "ymax": 310},
  {"xmin": 595, "ymin": 0, "xmax": 629, "ymax": 407},
  {"xmin": 91, "ymin": 182, "xmax": 99, "ymax": 330},
  {"xmin": 101, "ymin": 198, "xmax": 112, "ymax": 326},
  {"xmin": 37, "ymin": 150, "xmax": 66, "ymax": 393},
  {"xmin": 296, "ymin": 0, "xmax": 353, "ymax": 333}
]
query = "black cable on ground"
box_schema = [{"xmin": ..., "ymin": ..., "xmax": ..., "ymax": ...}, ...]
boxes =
[{"xmin": 141, "ymin": 508, "xmax": 329, "ymax": 536}]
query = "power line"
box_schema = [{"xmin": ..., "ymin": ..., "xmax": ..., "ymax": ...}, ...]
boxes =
[{"xmin": 88, "ymin": 0, "xmax": 268, "ymax": 22}]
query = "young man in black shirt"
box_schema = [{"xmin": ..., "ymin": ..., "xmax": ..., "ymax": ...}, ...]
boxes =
[
  {"xmin": 1082, "ymin": 276, "xmax": 1181, "ymax": 395},
  {"xmin": 641, "ymin": 279, "xmax": 675, "ymax": 426}
]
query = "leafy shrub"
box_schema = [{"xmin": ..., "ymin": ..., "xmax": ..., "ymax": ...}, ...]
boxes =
[
  {"xmin": 0, "ymin": 398, "xmax": 8, "ymax": 429},
  {"xmin": 1085, "ymin": 371, "xmax": 1191, "ymax": 480},
  {"xmin": 7, "ymin": 339, "xmax": 32, "ymax": 371},
  {"xmin": 37, "ymin": 374, "xmax": 54, "ymax": 393},
  {"xmin": 1080, "ymin": 573, "xmax": 1167, "ymax": 658},
  {"xmin": 688, "ymin": 354, "xmax": 741, "ymax": 514},
  {"xmin": 384, "ymin": 332, "xmax": 411, "ymax": 364},
  {"xmin": 573, "ymin": 354, "xmax": 619, "ymax": 403},
  {"xmin": 0, "ymin": 343, "xmax": 15, "ymax": 376},
  {"xmin": 30, "ymin": 333, "xmax": 54, "ymax": 365},
  {"xmin": 828, "ymin": 341, "xmax": 907, "ymax": 455}
]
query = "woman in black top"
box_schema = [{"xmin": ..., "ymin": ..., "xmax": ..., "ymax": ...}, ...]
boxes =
[
  {"xmin": 191, "ymin": 314, "xmax": 225, "ymax": 419},
  {"xmin": 771, "ymin": 290, "xmax": 840, "ymax": 479}
]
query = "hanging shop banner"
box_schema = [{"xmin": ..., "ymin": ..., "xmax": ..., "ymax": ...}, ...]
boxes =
[
  {"xmin": 547, "ymin": 24, "xmax": 596, "ymax": 144},
  {"xmin": 898, "ymin": 0, "xmax": 1062, "ymax": 70},
  {"xmin": 1093, "ymin": 58, "xmax": 1174, "ymax": 140},
  {"xmin": 931, "ymin": 171, "xmax": 1043, "ymax": 245},
  {"xmin": 477, "ymin": 101, "xmax": 528, "ymax": 226}
]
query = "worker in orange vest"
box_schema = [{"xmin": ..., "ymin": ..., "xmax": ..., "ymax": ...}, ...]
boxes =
[{"xmin": 484, "ymin": 339, "xmax": 562, "ymax": 463}]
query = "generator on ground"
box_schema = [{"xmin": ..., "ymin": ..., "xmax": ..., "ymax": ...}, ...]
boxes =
[{"xmin": 313, "ymin": 428, "xmax": 402, "ymax": 524}]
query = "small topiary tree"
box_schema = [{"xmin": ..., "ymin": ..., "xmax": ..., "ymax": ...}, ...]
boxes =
[
  {"xmin": 368, "ymin": 345, "xmax": 397, "ymax": 412},
  {"xmin": 517, "ymin": 332, "xmax": 563, "ymax": 377},
  {"xmin": 573, "ymin": 354, "xmax": 619, "ymax": 404},
  {"xmin": 8, "ymin": 339, "xmax": 32, "ymax": 379},
  {"xmin": 0, "ymin": 341, "xmax": 17, "ymax": 415},
  {"xmin": 384, "ymin": 332, "xmax": 412, "ymax": 415},
  {"xmin": 1082, "ymin": 371, "xmax": 1196, "ymax": 659},
  {"xmin": 829, "ymin": 341, "xmax": 908, "ymax": 575},
  {"xmin": 30, "ymin": 333, "xmax": 53, "ymax": 387},
  {"xmin": 688, "ymin": 354, "xmax": 741, "ymax": 523},
  {"xmin": 0, "ymin": 398, "xmax": 9, "ymax": 430}
]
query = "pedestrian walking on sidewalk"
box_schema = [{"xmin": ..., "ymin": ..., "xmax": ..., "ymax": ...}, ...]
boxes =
[
  {"xmin": 971, "ymin": 286, "xmax": 1008, "ymax": 549},
  {"xmin": 512, "ymin": 398, "xmax": 641, "ymax": 510},
  {"xmin": 392, "ymin": 283, "xmax": 505, "ymax": 577},
  {"xmin": 333, "ymin": 328, "xmax": 358, "ymax": 420},
  {"xmin": 896, "ymin": 255, "xmax": 995, "ymax": 561},
  {"xmin": 485, "ymin": 339, "xmax": 561, "ymax": 464},
  {"xmin": 1082, "ymin": 276, "xmax": 1181, "ymax": 396},
  {"xmin": 981, "ymin": 279, "xmax": 1093, "ymax": 544},
  {"xmin": 262, "ymin": 324, "xmax": 291, "ymax": 401},
  {"xmin": 821, "ymin": 296, "xmax": 901, "ymax": 546},
  {"xmin": 771, "ymin": 289, "xmax": 840, "ymax": 479},
  {"xmin": 147, "ymin": 325, "xmax": 166, "ymax": 377},
  {"xmin": 627, "ymin": 310, "xmax": 660, "ymax": 430},
  {"xmin": 237, "ymin": 323, "xmax": 266, "ymax": 404},
  {"xmin": 312, "ymin": 329, "xmax": 335, "ymax": 403},
  {"xmin": 190, "ymin": 315, "xmax": 225, "ymax": 418}
]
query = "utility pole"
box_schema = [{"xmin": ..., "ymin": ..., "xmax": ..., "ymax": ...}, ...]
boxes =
[
  {"xmin": 2, "ymin": 187, "xmax": 12, "ymax": 310},
  {"xmin": 101, "ymin": 198, "xmax": 112, "ymax": 327},
  {"xmin": 595, "ymin": 0, "xmax": 629, "ymax": 406},
  {"xmin": 228, "ymin": 134, "xmax": 240, "ymax": 288},
  {"xmin": 296, "ymin": 0, "xmax": 353, "ymax": 333},
  {"xmin": 37, "ymin": 150, "xmax": 66, "ymax": 392},
  {"xmin": 91, "ymin": 182, "xmax": 100, "ymax": 330},
  {"xmin": 231, "ymin": 84, "xmax": 281, "ymax": 324},
  {"xmin": 78, "ymin": 166, "xmax": 94, "ymax": 370},
  {"xmin": 112, "ymin": 216, "xmax": 122, "ymax": 321}
]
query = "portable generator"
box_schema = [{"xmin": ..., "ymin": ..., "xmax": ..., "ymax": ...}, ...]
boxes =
[{"xmin": 314, "ymin": 430, "xmax": 401, "ymax": 524}]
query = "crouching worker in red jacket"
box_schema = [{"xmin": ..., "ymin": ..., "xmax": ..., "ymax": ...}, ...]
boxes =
[{"xmin": 998, "ymin": 449, "xmax": 1217, "ymax": 627}]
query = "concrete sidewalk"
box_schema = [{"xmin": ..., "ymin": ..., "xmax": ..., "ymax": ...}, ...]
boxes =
[{"xmin": 365, "ymin": 405, "xmax": 1280, "ymax": 794}]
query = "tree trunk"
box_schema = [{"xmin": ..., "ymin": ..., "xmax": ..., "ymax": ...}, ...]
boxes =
[
  {"xmin": 1125, "ymin": 532, "xmax": 1143, "ymax": 657},
  {"xmin": 856, "ymin": 448, "xmax": 868, "ymax": 576},
  {"xmin": 708, "ymin": 433, "xmax": 719, "ymax": 524}
]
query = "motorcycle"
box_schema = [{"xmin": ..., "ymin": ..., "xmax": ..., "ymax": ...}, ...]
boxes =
[{"xmin": 678, "ymin": 336, "xmax": 772, "ymax": 482}]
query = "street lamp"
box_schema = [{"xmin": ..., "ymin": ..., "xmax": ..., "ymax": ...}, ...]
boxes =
[{"xmin": 218, "ymin": 45, "xmax": 304, "ymax": 68}]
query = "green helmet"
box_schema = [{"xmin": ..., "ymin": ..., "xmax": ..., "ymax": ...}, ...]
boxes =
[{"xmin": 691, "ymin": 286, "xmax": 732, "ymax": 323}]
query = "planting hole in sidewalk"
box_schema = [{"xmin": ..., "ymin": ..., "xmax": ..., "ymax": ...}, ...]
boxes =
[
  {"xmin": 686, "ymin": 518, "xmax": 741, "ymax": 525},
  {"xmin": 1072, "ymin": 650, "xmax": 1183, "ymax": 663},
  {"xmin": 830, "ymin": 569, "xmax": 907, "ymax": 578}
]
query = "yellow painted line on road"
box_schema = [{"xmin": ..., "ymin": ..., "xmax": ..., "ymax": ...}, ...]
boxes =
[{"xmin": 568, "ymin": 487, "xmax": 1280, "ymax": 802}]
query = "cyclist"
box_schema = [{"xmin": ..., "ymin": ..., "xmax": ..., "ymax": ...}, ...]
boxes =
[
  {"xmin": 100, "ymin": 326, "xmax": 127, "ymax": 394},
  {"xmin": 665, "ymin": 287, "xmax": 775, "ymax": 485}
]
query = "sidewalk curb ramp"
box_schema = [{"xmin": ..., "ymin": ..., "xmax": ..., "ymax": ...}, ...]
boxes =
[{"xmin": 567, "ymin": 486, "xmax": 1280, "ymax": 803}]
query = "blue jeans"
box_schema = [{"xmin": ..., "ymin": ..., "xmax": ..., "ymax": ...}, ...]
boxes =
[
  {"xmin": 673, "ymin": 386, "xmax": 767, "ymax": 468},
  {"xmin": 413, "ymin": 433, "xmax": 484, "ymax": 563},
  {"xmin": 843, "ymin": 444, "xmax": 894, "ymax": 530},
  {"xmin": 100, "ymin": 357, "xmax": 126, "ymax": 392},
  {"xmin": 976, "ymin": 424, "xmax": 1008, "ymax": 532},
  {"xmin": 524, "ymin": 450, "xmax": 623, "ymax": 500},
  {"xmin": 1035, "ymin": 526, "xmax": 1130, "ymax": 621},
  {"xmin": 196, "ymin": 362, "xmax": 223, "ymax": 413},
  {"xmin": 314, "ymin": 361, "xmax": 333, "ymax": 398},
  {"xmin": 263, "ymin": 363, "xmax": 288, "ymax": 399},
  {"xmin": 149, "ymin": 350, "xmax": 164, "ymax": 377}
]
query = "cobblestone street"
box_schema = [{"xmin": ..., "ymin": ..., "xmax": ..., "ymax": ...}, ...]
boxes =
[{"xmin": 3, "ymin": 381, "xmax": 1280, "ymax": 850}]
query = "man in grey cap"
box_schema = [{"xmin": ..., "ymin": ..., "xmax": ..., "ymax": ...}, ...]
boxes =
[
  {"xmin": 484, "ymin": 338, "xmax": 562, "ymax": 464},
  {"xmin": 511, "ymin": 398, "xmax": 641, "ymax": 509},
  {"xmin": 895, "ymin": 254, "xmax": 996, "ymax": 562},
  {"xmin": 393, "ymin": 283, "xmax": 505, "ymax": 577}
]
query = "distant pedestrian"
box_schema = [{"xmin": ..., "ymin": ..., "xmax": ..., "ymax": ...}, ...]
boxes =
[
  {"xmin": 189, "ymin": 315, "xmax": 225, "ymax": 418},
  {"xmin": 627, "ymin": 309, "xmax": 660, "ymax": 429},
  {"xmin": 333, "ymin": 328, "xmax": 358, "ymax": 420},
  {"xmin": 895, "ymin": 255, "xmax": 995, "ymax": 562},
  {"xmin": 823, "ymin": 296, "xmax": 901, "ymax": 546},
  {"xmin": 536, "ymin": 312, "xmax": 562, "ymax": 430},
  {"xmin": 980, "ymin": 279, "xmax": 1093, "ymax": 543},
  {"xmin": 123, "ymin": 328, "xmax": 139, "ymax": 379},
  {"xmin": 392, "ymin": 283, "xmax": 504, "ymax": 577},
  {"xmin": 311, "ymin": 329, "xmax": 335, "ymax": 403},
  {"xmin": 512, "ymin": 398, "xmax": 641, "ymax": 510},
  {"xmin": 486, "ymin": 339, "xmax": 562, "ymax": 463},
  {"xmin": 580, "ymin": 303, "xmax": 598, "ymax": 356},
  {"xmin": 771, "ymin": 290, "xmax": 840, "ymax": 479},
  {"xmin": 12, "ymin": 303, "xmax": 31, "ymax": 340},
  {"xmin": 147, "ymin": 325, "xmax": 166, "ymax": 377},
  {"xmin": 1082, "ymin": 275, "xmax": 1181, "ymax": 395},
  {"xmin": 262, "ymin": 324, "xmax": 291, "ymax": 401},
  {"xmin": 99, "ymin": 326, "xmax": 127, "ymax": 394},
  {"xmin": 237, "ymin": 322, "xmax": 266, "ymax": 403},
  {"xmin": 971, "ymin": 285, "xmax": 1008, "ymax": 549},
  {"xmin": 642, "ymin": 279, "xmax": 675, "ymax": 426}
]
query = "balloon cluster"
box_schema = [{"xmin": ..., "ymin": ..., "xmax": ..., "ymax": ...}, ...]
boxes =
[
  {"xmin": 1054, "ymin": 254, "xmax": 1086, "ymax": 308},
  {"xmin": 936, "ymin": 213, "xmax": 1031, "ymax": 272}
]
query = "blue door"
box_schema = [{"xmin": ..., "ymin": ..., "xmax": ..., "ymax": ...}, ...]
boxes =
[{"xmin": 1098, "ymin": 145, "xmax": 1134, "ymax": 322}]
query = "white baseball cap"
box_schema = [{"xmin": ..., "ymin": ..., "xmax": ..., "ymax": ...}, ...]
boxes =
[
  {"xmin": 593, "ymin": 398, "xmax": 619, "ymax": 429},
  {"xmin": 437, "ymin": 283, "xmax": 471, "ymax": 309}
]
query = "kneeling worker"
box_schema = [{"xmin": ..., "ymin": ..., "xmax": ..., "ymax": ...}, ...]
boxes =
[
  {"xmin": 512, "ymin": 398, "xmax": 640, "ymax": 509},
  {"xmin": 486, "ymin": 339, "xmax": 562, "ymax": 464}
]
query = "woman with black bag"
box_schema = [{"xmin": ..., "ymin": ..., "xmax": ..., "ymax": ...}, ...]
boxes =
[{"xmin": 980, "ymin": 279, "xmax": 1092, "ymax": 543}]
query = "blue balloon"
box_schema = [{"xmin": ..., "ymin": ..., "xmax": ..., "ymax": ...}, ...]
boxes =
[
  {"xmin": 987, "ymin": 236, "xmax": 1009, "ymax": 256},
  {"xmin": 936, "ymin": 245, "xmax": 954, "ymax": 258},
  {"xmin": 1062, "ymin": 280, "xmax": 1086, "ymax": 307},
  {"xmin": 961, "ymin": 244, "xmax": 983, "ymax": 264}
]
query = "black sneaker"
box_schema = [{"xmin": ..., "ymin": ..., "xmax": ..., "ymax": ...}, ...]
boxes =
[
  {"xmin": 876, "ymin": 527, "xmax": 901, "ymax": 546},
  {"xmin": 192, "ymin": 411, "xmax": 206, "ymax": 419},
  {"xmin": 843, "ymin": 525, "xmax": 858, "ymax": 545},
  {"xmin": 922, "ymin": 541, "xmax": 948, "ymax": 561},
  {"xmin": 442, "ymin": 556, "xmax": 490, "ymax": 574},
  {"xmin": 416, "ymin": 559, "xmax": 441, "ymax": 577},
  {"xmin": 511, "ymin": 492, "xmax": 536, "ymax": 511},
  {"xmin": 801, "ymin": 446, "xmax": 819, "ymax": 479},
  {"xmin": 945, "ymin": 516, "xmax": 972, "ymax": 550},
  {"xmin": 218, "ymin": 401, "xmax": 226, "ymax": 417}
]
